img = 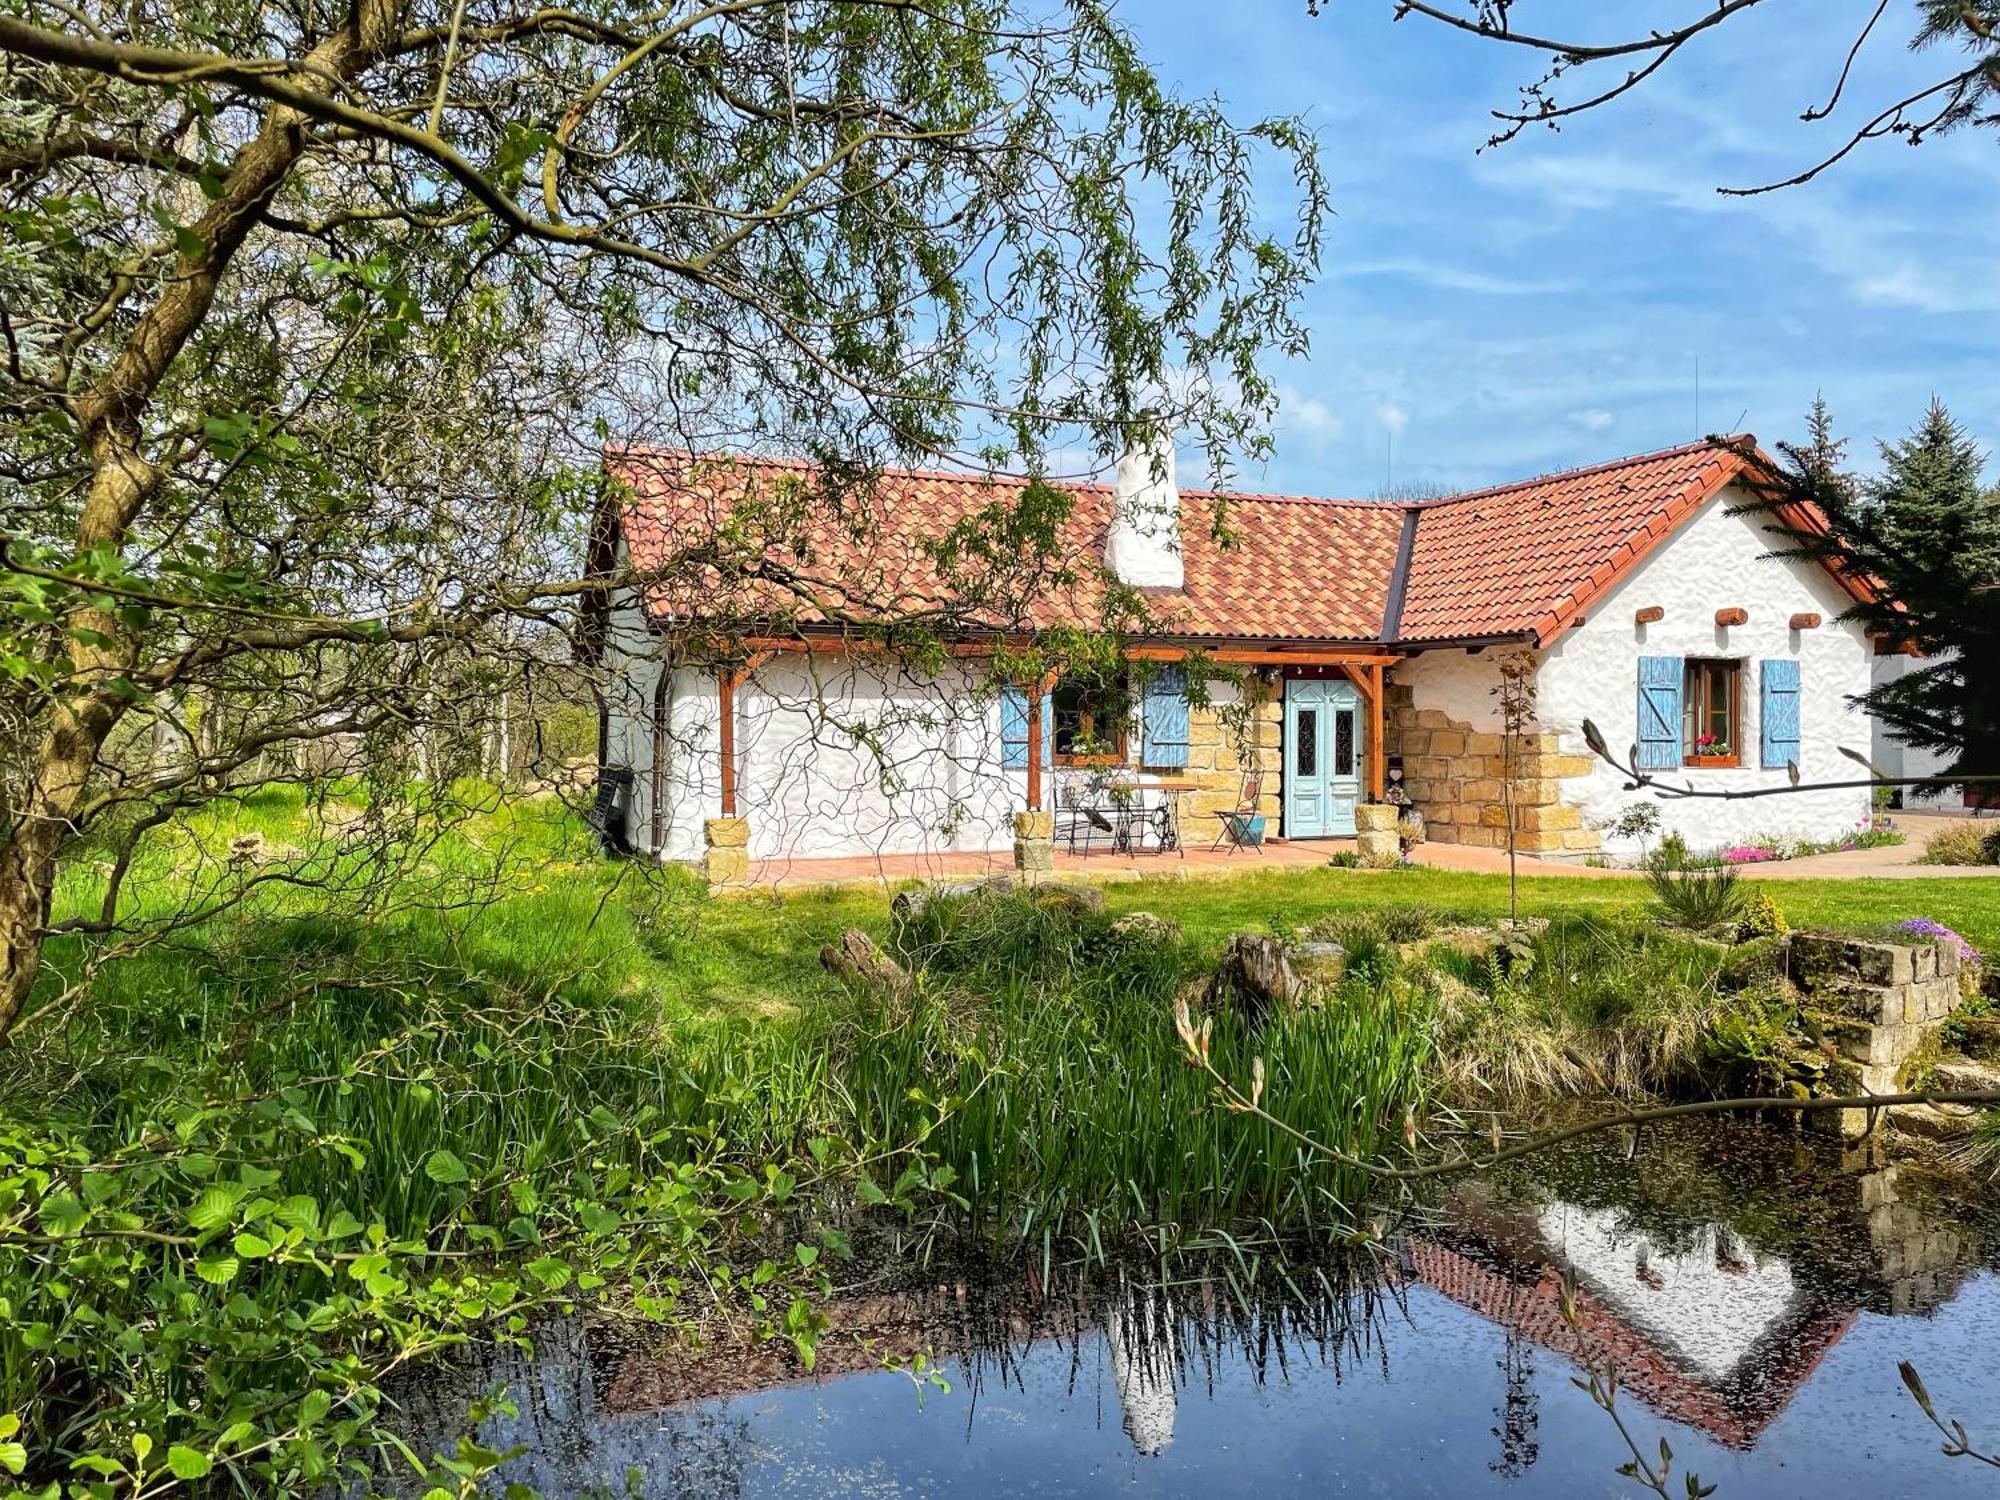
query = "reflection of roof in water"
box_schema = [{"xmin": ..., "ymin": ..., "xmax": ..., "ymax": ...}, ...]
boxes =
[{"xmin": 1402, "ymin": 1233, "xmax": 1856, "ymax": 1450}]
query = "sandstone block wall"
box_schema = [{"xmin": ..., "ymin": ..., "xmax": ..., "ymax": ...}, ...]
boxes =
[
  {"xmin": 1791, "ymin": 933, "xmax": 1964, "ymax": 1138},
  {"xmin": 1381, "ymin": 683, "xmax": 1600, "ymax": 854},
  {"xmin": 1178, "ymin": 686, "xmax": 1283, "ymax": 828}
]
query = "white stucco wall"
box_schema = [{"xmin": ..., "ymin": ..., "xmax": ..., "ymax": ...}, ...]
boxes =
[
  {"xmin": 606, "ymin": 640, "xmax": 1028, "ymax": 863},
  {"xmin": 601, "ymin": 573, "xmax": 1247, "ymax": 863},
  {"xmin": 1539, "ymin": 484, "xmax": 1874, "ymax": 856},
  {"xmin": 1394, "ymin": 486, "xmax": 1875, "ymax": 857}
]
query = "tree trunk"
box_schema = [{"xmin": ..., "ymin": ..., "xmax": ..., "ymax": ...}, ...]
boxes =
[
  {"xmin": 0, "ymin": 698, "xmax": 109, "ymax": 1038},
  {"xmin": 0, "ymin": 0, "xmax": 404, "ymax": 1042},
  {"xmin": 0, "ymin": 819, "xmax": 63, "ymax": 1040}
]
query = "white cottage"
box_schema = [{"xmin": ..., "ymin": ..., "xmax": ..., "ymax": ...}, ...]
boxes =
[{"xmin": 590, "ymin": 435, "xmax": 1886, "ymax": 876}]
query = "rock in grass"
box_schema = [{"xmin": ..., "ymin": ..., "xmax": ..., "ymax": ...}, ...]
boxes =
[
  {"xmin": 1111, "ymin": 911, "xmax": 1179, "ymax": 944},
  {"xmin": 1031, "ymin": 883, "xmax": 1106, "ymax": 919},
  {"xmin": 1288, "ymin": 941, "xmax": 1347, "ymax": 987},
  {"xmin": 890, "ymin": 875, "xmax": 1017, "ymax": 923},
  {"xmin": 820, "ymin": 928, "xmax": 912, "ymax": 998}
]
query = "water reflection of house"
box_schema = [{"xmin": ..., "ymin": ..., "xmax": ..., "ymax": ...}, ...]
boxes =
[
  {"xmin": 582, "ymin": 1161, "xmax": 1973, "ymax": 1466},
  {"xmin": 1402, "ymin": 1230, "xmax": 1853, "ymax": 1449},
  {"xmin": 1402, "ymin": 1162, "xmax": 1967, "ymax": 1450}
]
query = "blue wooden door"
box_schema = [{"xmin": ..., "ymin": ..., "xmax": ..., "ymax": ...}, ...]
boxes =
[{"xmin": 1285, "ymin": 680, "xmax": 1362, "ymax": 837}]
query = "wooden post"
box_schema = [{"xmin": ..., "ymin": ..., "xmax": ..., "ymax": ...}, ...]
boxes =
[
  {"xmin": 718, "ymin": 667, "xmax": 738, "ymax": 816},
  {"xmin": 1025, "ymin": 676, "xmax": 1045, "ymax": 812},
  {"xmin": 1339, "ymin": 662, "xmax": 1390, "ymax": 802},
  {"xmin": 1368, "ymin": 664, "xmax": 1386, "ymax": 801}
]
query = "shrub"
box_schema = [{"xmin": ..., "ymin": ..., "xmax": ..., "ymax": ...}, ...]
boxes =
[
  {"xmin": 1918, "ymin": 822, "xmax": 2000, "ymax": 866},
  {"xmin": 1610, "ymin": 802, "xmax": 1663, "ymax": 843},
  {"xmin": 1740, "ymin": 889, "xmax": 1790, "ymax": 939},
  {"xmin": 1645, "ymin": 851, "xmax": 1745, "ymax": 932},
  {"xmin": 1416, "ymin": 915, "xmax": 1734, "ymax": 1098},
  {"xmin": 1702, "ymin": 990, "xmax": 1807, "ymax": 1092}
]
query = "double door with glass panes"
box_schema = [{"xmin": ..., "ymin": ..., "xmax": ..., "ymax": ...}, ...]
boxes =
[{"xmin": 1283, "ymin": 678, "xmax": 1361, "ymax": 837}]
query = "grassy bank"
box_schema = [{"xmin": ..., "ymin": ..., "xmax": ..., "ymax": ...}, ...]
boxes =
[{"xmin": 5, "ymin": 787, "xmax": 1996, "ymax": 1492}]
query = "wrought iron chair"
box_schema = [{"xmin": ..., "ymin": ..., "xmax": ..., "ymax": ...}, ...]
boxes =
[{"xmin": 1209, "ymin": 771, "xmax": 1267, "ymax": 854}]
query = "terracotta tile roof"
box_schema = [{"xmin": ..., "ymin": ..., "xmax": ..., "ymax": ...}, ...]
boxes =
[
  {"xmin": 606, "ymin": 450, "xmax": 1403, "ymax": 643},
  {"xmin": 606, "ymin": 436, "xmax": 1847, "ymax": 649},
  {"xmin": 1397, "ymin": 437, "xmax": 1759, "ymax": 645}
]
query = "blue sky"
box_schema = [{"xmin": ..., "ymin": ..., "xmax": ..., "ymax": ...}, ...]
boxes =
[{"xmin": 1124, "ymin": 1, "xmax": 2000, "ymax": 497}]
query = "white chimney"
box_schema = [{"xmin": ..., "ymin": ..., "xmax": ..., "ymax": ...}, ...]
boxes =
[{"xmin": 1105, "ymin": 426, "xmax": 1184, "ymax": 589}]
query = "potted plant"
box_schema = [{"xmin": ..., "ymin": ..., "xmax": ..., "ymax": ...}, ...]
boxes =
[{"xmin": 1688, "ymin": 733, "xmax": 1736, "ymax": 769}]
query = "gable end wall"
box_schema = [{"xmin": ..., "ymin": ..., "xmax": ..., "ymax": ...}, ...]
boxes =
[{"xmin": 1392, "ymin": 486, "xmax": 1874, "ymax": 858}]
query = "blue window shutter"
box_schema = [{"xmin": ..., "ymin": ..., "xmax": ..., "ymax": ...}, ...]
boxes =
[
  {"xmin": 1761, "ymin": 658, "xmax": 1801, "ymax": 769},
  {"xmin": 1000, "ymin": 686, "xmax": 1055, "ymax": 770},
  {"xmin": 1636, "ymin": 656, "xmax": 1684, "ymax": 771},
  {"xmin": 1000, "ymin": 685, "xmax": 1029, "ymax": 769},
  {"xmin": 1142, "ymin": 665, "xmax": 1190, "ymax": 768}
]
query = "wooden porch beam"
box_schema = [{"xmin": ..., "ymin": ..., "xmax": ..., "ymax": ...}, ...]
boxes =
[
  {"xmin": 741, "ymin": 636, "xmax": 1401, "ymax": 669},
  {"xmin": 741, "ymin": 635, "xmax": 1030, "ymax": 658},
  {"xmin": 1126, "ymin": 645, "xmax": 1401, "ymax": 668}
]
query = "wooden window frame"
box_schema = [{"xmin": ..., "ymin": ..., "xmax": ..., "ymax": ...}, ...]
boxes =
[
  {"xmin": 1052, "ymin": 674, "xmax": 1130, "ymax": 767},
  {"xmin": 1683, "ymin": 658, "xmax": 1742, "ymax": 768}
]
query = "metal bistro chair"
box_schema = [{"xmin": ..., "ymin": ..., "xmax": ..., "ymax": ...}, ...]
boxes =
[
  {"xmin": 1055, "ymin": 771, "xmax": 1117, "ymax": 855},
  {"xmin": 1209, "ymin": 771, "xmax": 1267, "ymax": 854}
]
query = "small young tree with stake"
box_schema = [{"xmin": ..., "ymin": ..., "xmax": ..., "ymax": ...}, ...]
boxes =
[{"xmin": 1491, "ymin": 650, "xmax": 1537, "ymax": 924}]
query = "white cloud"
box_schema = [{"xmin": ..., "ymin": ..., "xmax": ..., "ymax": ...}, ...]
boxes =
[
  {"xmin": 1340, "ymin": 259, "xmax": 1572, "ymax": 297},
  {"xmin": 1376, "ymin": 402, "xmax": 1409, "ymax": 436},
  {"xmin": 1570, "ymin": 409, "xmax": 1615, "ymax": 432},
  {"xmin": 1277, "ymin": 383, "xmax": 1342, "ymax": 439}
]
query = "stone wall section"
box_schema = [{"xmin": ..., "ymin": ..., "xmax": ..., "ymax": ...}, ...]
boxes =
[
  {"xmin": 1791, "ymin": 933, "xmax": 1962, "ymax": 1138},
  {"xmin": 1178, "ymin": 684, "xmax": 1284, "ymax": 828},
  {"xmin": 1382, "ymin": 682, "xmax": 1601, "ymax": 855}
]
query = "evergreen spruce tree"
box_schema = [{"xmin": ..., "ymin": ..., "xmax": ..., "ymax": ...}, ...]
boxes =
[{"xmin": 1758, "ymin": 399, "xmax": 2000, "ymax": 790}]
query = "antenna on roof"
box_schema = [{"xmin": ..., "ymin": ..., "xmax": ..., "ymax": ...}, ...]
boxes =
[
  {"xmin": 1694, "ymin": 355, "xmax": 1701, "ymax": 439},
  {"xmin": 1385, "ymin": 430, "xmax": 1393, "ymax": 491}
]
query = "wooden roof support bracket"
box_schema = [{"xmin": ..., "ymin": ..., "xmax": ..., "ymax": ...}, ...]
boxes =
[
  {"xmin": 1789, "ymin": 612, "xmax": 1822, "ymax": 630},
  {"xmin": 1634, "ymin": 606, "xmax": 1665, "ymax": 625},
  {"xmin": 1715, "ymin": 607, "xmax": 1749, "ymax": 627}
]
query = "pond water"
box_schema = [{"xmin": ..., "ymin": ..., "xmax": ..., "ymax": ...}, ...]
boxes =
[{"xmin": 398, "ymin": 1122, "xmax": 2000, "ymax": 1498}]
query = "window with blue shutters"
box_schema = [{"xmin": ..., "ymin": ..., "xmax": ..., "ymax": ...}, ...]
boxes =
[
  {"xmin": 1636, "ymin": 655, "xmax": 1684, "ymax": 771},
  {"xmin": 1760, "ymin": 658, "xmax": 1801, "ymax": 769},
  {"xmin": 1141, "ymin": 665, "xmax": 1190, "ymax": 768},
  {"xmin": 999, "ymin": 685, "xmax": 1053, "ymax": 770}
]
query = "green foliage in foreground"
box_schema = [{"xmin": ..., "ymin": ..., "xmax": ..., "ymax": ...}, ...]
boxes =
[
  {"xmin": 841, "ymin": 887, "xmax": 1435, "ymax": 1245},
  {"xmin": 2, "ymin": 794, "xmax": 1431, "ymax": 1494},
  {"xmin": 7, "ymin": 789, "xmax": 1999, "ymax": 1493}
]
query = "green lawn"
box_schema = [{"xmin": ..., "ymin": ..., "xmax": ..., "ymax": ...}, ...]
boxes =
[
  {"xmin": 680, "ymin": 865, "xmax": 2000, "ymax": 1015},
  {"xmin": 12, "ymin": 789, "xmax": 1996, "ymax": 1494},
  {"xmin": 42, "ymin": 789, "xmax": 1995, "ymax": 1026}
]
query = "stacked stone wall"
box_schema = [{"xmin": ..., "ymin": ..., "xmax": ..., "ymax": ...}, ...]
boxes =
[
  {"xmin": 1381, "ymin": 682, "xmax": 1601, "ymax": 855},
  {"xmin": 1179, "ymin": 687, "xmax": 1284, "ymax": 828},
  {"xmin": 1791, "ymin": 933, "xmax": 1962, "ymax": 1138}
]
